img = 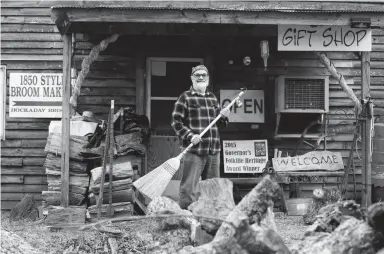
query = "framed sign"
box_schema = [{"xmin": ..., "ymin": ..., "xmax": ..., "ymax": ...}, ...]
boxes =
[
  {"xmin": 9, "ymin": 73, "xmax": 63, "ymax": 118},
  {"xmin": 278, "ymin": 25, "xmax": 371, "ymax": 51},
  {"xmin": 223, "ymin": 140, "xmax": 268, "ymax": 173},
  {"xmin": 220, "ymin": 90, "xmax": 264, "ymax": 123},
  {"xmin": 0, "ymin": 66, "xmax": 6, "ymax": 139}
]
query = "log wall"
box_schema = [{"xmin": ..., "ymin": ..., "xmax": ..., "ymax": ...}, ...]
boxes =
[
  {"xmin": 0, "ymin": 1, "xmax": 137, "ymax": 210},
  {"xmin": 2, "ymin": 0, "xmax": 384, "ymax": 209}
]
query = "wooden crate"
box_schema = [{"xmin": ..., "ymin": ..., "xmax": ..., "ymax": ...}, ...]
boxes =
[{"xmin": 285, "ymin": 198, "xmax": 312, "ymax": 216}]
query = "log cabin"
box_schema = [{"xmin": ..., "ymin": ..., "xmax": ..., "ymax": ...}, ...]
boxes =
[{"xmin": 1, "ymin": 0, "xmax": 384, "ymax": 211}]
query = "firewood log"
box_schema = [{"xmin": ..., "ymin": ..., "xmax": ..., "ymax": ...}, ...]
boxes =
[
  {"xmin": 44, "ymin": 205, "xmax": 86, "ymax": 225},
  {"xmin": 90, "ymin": 161, "xmax": 133, "ymax": 186},
  {"xmin": 44, "ymin": 153, "xmax": 88, "ymax": 174},
  {"xmin": 42, "ymin": 191, "xmax": 85, "ymax": 206},
  {"xmin": 48, "ymin": 183, "xmax": 87, "ymax": 195},
  {"xmin": 88, "ymin": 189, "xmax": 134, "ymax": 205},
  {"xmin": 46, "ymin": 174, "xmax": 89, "ymax": 189},
  {"xmin": 44, "ymin": 133, "xmax": 88, "ymax": 161},
  {"xmin": 87, "ymin": 202, "xmax": 132, "ymax": 215},
  {"xmin": 90, "ymin": 178, "xmax": 132, "ymax": 194}
]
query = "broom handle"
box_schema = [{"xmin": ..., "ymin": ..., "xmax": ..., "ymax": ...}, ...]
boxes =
[{"xmin": 177, "ymin": 88, "xmax": 246, "ymax": 159}]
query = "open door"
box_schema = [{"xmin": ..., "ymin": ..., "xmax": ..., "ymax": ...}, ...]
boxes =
[{"xmin": 146, "ymin": 58, "xmax": 203, "ymax": 180}]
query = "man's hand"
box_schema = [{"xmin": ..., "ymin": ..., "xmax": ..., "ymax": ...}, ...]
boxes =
[
  {"xmin": 191, "ymin": 134, "xmax": 202, "ymax": 145},
  {"xmin": 220, "ymin": 107, "xmax": 230, "ymax": 118}
]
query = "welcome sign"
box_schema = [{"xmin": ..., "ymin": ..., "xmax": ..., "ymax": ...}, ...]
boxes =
[
  {"xmin": 9, "ymin": 73, "xmax": 63, "ymax": 118},
  {"xmin": 278, "ymin": 25, "xmax": 371, "ymax": 51},
  {"xmin": 272, "ymin": 151, "xmax": 344, "ymax": 172}
]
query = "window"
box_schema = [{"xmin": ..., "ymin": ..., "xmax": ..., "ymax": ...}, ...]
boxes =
[{"xmin": 0, "ymin": 66, "xmax": 6, "ymax": 140}]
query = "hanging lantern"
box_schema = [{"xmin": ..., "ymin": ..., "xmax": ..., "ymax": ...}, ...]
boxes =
[{"xmin": 260, "ymin": 40, "xmax": 269, "ymax": 71}]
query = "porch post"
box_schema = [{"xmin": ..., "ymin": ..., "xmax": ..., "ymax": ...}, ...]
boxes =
[
  {"xmin": 361, "ymin": 51, "xmax": 372, "ymax": 207},
  {"xmin": 61, "ymin": 33, "xmax": 72, "ymax": 207}
]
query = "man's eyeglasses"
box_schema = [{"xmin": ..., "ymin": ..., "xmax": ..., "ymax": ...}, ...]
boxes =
[{"xmin": 192, "ymin": 73, "xmax": 209, "ymax": 78}]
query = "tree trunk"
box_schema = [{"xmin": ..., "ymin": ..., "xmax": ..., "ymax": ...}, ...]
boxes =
[
  {"xmin": 188, "ymin": 178, "xmax": 236, "ymax": 234},
  {"xmin": 213, "ymin": 175, "xmax": 281, "ymax": 242}
]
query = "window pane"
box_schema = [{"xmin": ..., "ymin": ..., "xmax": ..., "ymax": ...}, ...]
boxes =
[
  {"xmin": 150, "ymin": 100, "xmax": 177, "ymax": 135},
  {"xmin": 151, "ymin": 61, "xmax": 201, "ymax": 97}
]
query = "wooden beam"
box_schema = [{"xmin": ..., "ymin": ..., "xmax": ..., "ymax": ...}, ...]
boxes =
[
  {"xmin": 56, "ymin": 9, "xmax": 384, "ymax": 27},
  {"xmin": 135, "ymin": 53, "xmax": 145, "ymax": 115},
  {"xmin": 361, "ymin": 52, "xmax": 372, "ymax": 208},
  {"xmin": 61, "ymin": 33, "xmax": 72, "ymax": 208}
]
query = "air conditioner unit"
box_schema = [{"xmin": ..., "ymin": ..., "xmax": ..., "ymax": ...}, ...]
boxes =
[{"xmin": 275, "ymin": 76, "xmax": 329, "ymax": 113}]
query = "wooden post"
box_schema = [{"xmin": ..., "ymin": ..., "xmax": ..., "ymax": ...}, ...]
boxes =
[
  {"xmin": 135, "ymin": 53, "xmax": 145, "ymax": 115},
  {"xmin": 61, "ymin": 33, "xmax": 72, "ymax": 207},
  {"xmin": 361, "ymin": 51, "xmax": 372, "ymax": 207}
]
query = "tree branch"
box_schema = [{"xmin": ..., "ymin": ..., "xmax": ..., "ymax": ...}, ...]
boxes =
[{"xmin": 315, "ymin": 52, "xmax": 362, "ymax": 113}]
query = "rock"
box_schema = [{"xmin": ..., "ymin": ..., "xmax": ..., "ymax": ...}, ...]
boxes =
[
  {"xmin": 9, "ymin": 194, "xmax": 37, "ymax": 221},
  {"xmin": 291, "ymin": 217, "xmax": 377, "ymax": 254},
  {"xmin": 367, "ymin": 202, "xmax": 384, "ymax": 235},
  {"xmin": 305, "ymin": 200, "xmax": 364, "ymax": 234},
  {"xmin": 303, "ymin": 188, "xmax": 342, "ymax": 225},
  {"xmin": 147, "ymin": 196, "xmax": 193, "ymax": 229},
  {"xmin": 188, "ymin": 178, "xmax": 235, "ymax": 234}
]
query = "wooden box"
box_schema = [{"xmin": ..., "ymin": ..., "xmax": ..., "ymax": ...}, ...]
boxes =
[{"xmin": 285, "ymin": 198, "xmax": 312, "ymax": 216}]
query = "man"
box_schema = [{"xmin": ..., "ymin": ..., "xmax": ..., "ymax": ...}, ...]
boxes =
[{"xmin": 171, "ymin": 64, "xmax": 240, "ymax": 209}]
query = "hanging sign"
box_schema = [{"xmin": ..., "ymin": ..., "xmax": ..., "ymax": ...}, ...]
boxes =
[
  {"xmin": 278, "ymin": 25, "xmax": 371, "ymax": 51},
  {"xmin": 272, "ymin": 151, "xmax": 344, "ymax": 172},
  {"xmin": 220, "ymin": 90, "xmax": 264, "ymax": 123},
  {"xmin": 9, "ymin": 73, "xmax": 63, "ymax": 118},
  {"xmin": 223, "ymin": 140, "xmax": 268, "ymax": 173}
]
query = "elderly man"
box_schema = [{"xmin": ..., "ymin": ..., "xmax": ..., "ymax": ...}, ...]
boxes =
[{"xmin": 171, "ymin": 64, "xmax": 240, "ymax": 209}]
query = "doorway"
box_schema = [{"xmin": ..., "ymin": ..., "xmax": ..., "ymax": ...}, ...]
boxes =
[{"xmin": 145, "ymin": 57, "xmax": 204, "ymax": 179}]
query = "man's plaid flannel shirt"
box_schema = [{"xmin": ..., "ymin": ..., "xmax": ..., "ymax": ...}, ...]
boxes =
[{"xmin": 171, "ymin": 87, "xmax": 228, "ymax": 156}]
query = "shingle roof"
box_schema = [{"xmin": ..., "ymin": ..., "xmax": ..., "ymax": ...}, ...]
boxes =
[{"xmin": 51, "ymin": 1, "xmax": 384, "ymax": 13}]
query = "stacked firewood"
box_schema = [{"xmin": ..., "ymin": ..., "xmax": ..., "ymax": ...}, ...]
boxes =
[
  {"xmin": 86, "ymin": 107, "xmax": 149, "ymax": 217},
  {"xmin": 42, "ymin": 132, "xmax": 90, "ymax": 208},
  {"xmin": 87, "ymin": 155, "xmax": 142, "ymax": 216}
]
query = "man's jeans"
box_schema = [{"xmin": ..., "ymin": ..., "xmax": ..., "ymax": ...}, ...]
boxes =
[{"xmin": 179, "ymin": 151, "xmax": 220, "ymax": 209}]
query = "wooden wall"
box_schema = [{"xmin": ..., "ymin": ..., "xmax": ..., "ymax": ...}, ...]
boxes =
[
  {"xmin": 2, "ymin": 0, "xmax": 384, "ymax": 209},
  {"xmin": 0, "ymin": 1, "xmax": 137, "ymax": 210},
  {"xmin": 211, "ymin": 34, "xmax": 384, "ymax": 199}
]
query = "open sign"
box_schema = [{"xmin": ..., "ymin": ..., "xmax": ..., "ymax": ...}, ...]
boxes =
[{"xmin": 220, "ymin": 90, "xmax": 264, "ymax": 123}]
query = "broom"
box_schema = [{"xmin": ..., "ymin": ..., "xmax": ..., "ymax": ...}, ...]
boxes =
[{"xmin": 133, "ymin": 88, "xmax": 246, "ymax": 200}]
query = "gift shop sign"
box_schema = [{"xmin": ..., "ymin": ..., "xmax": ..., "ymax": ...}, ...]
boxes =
[
  {"xmin": 223, "ymin": 140, "xmax": 268, "ymax": 173},
  {"xmin": 220, "ymin": 90, "xmax": 264, "ymax": 123},
  {"xmin": 278, "ymin": 25, "xmax": 371, "ymax": 51},
  {"xmin": 272, "ymin": 151, "xmax": 344, "ymax": 172},
  {"xmin": 9, "ymin": 73, "xmax": 63, "ymax": 118}
]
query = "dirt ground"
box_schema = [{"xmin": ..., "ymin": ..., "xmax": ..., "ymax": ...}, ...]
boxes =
[{"xmin": 1, "ymin": 211, "xmax": 307, "ymax": 253}]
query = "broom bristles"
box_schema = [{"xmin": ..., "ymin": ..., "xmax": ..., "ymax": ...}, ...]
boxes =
[{"xmin": 133, "ymin": 157, "xmax": 181, "ymax": 200}]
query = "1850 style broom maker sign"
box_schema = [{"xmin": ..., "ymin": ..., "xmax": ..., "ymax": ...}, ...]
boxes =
[
  {"xmin": 9, "ymin": 73, "xmax": 63, "ymax": 118},
  {"xmin": 278, "ymin": 25, "xmax": 371, "ymax": 51}
]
